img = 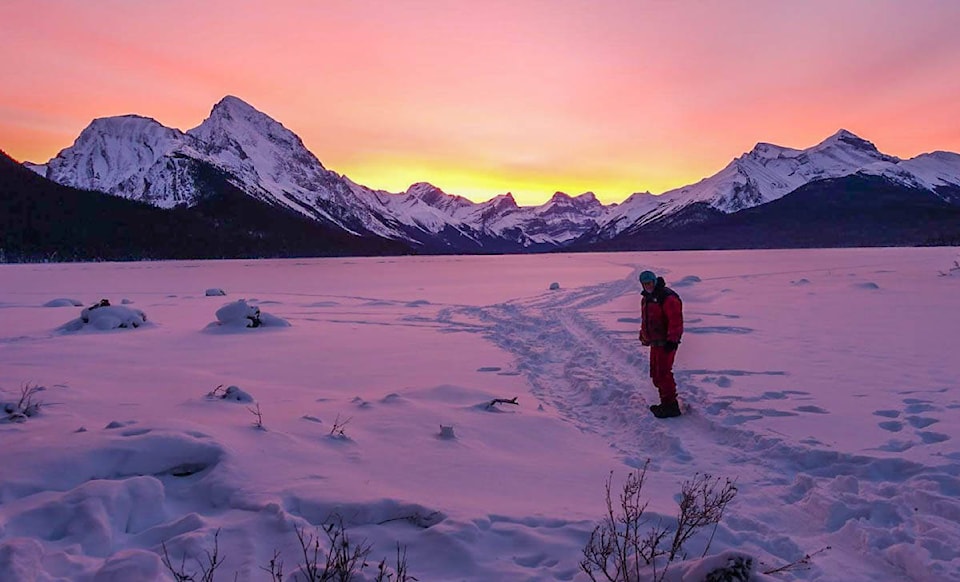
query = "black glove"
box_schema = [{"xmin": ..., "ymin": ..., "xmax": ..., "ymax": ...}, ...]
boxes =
[{"xmin": 663, "ymin": 340, "xmax": 679, "ymax": 352}]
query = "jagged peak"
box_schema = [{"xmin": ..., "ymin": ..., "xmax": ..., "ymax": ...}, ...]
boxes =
[
  {"xmin": 489, "ymin": 193, "xmax": 518, "ymax": 208},
  {"xmin": 66, "ymin": 115, "xmax": 184, "ymax": 154},
  {"xmin": 83, "ymin": 114, "xmax": 171, "ymax": 135},
  {"xmin": 194, "ymin": 95, "xmax": 284, "ymax": 133},
  {"xmin": 407, "ymin": 182, "xmax": 445, "ymax": 196},
  {"xmin": 548, "ymin": 191, "xmax": 601, "ymax": 207},
  {"xmin": 211, "ymin": 95, "xmax": 259, "ymax": 115},
  {"xmin": 815, "ymin": 128, "xmax": 879, "ymax": 152},
  {"xmin": 622, "ymin": 190, "xmax": 655, "ymax": 203},
  {"xmin": 745, "ymin": 141, "xmax": 797, "ymax": 160}
]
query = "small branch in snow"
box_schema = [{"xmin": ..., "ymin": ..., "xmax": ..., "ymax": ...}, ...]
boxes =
[
  {"xmin": 762, "ymin": 546, "xmax": 831, "ymax": 575},
  {"xmin": 248, "ymin": 403, "xmax": 265, "ymax": 430},
  {"xmin": 487, "ymin": 397, "xmax": 518, "ymax": 409},
  {"xmin": 329, "ymin": 413, "xmax": 352, "ymax": 438}
]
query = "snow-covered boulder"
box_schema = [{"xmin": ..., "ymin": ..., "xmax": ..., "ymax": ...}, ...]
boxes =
[
  {"xmin": 549, "ymin": 282, "xmax": 560, "ymax": 291},
  {"xmin": 59, "ymin": 300, "xmax": 148, "ymax": 332},
  {"xmin": 206, "ymin": 299, "xmax": 289, "ymax": 331},
  {"xmin": 222, "ymin": 386, "xmax": 254, "ymax": 403},
  {"xmin": 205, "ymin": 288, "xmax": 227, "ymax": 296}
]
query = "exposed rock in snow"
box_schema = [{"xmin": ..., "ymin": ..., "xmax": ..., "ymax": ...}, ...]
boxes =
[{"xmin": 207, "ymin": 299, "xmax": 290, "ymax": 331}]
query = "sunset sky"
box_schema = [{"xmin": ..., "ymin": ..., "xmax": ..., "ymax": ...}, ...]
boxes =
[{"xmin": 2, "ymin": 0, "xmax": 959, "ymax": 205}]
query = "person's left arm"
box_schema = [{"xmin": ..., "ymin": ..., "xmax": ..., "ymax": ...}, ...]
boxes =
[{"xmin": 664, "ymin": 295, "xmax": 683, "ymax": 343}]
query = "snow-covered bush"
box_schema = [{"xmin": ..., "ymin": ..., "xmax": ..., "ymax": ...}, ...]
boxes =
[
  {"xmin": 206, "ymin": 299, "xmax": 290, "ymax": 331},
  {"xmin": 59, "ymin": 300, "xmax": 148, "ymax": 332}
]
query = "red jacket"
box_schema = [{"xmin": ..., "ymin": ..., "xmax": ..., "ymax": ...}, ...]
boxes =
[{"xmin": 640, "ymin": 279, "xmax": 683, "ymax": 345}]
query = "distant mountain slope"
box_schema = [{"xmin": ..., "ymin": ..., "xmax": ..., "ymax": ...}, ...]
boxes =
[
  {"xmin": 580, "ymin": 174, "xmax": 960, "ymax": 251},
  {"xmin": 0, "ymin": 151, "xmax": 410, "ymax": 261},
  {"xmin": 25, "ymin": 97, "xmax": 615, "ymax": 252},
  {"xmin": 19, "ymin": 95, "xmax": 960, "ymax": 254}
]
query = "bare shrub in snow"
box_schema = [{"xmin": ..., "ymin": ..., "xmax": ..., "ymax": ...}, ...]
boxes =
[
  {"xmin": 161, "ymin": 528, "xmax": 225, "ymax": 582},
  {"xmin": 249, "ymin": 403, "xmax": 265, "ymax": 430},
  {"xmin": 261, "ymin": 549, "xmax": 285, "ymax": 581},
  {"xmin": 580, "ymin": 460, "xmax": 738, "ymax": 582},
  {"xmin": 259, "ymin": 518, "xmax": 417, "ymax": 582},
  {"xmin": 329, "ymin": 413, "xmax": 352, "ymax": 439},
  {"xmin": 207, "ymin": 384, "xmax": 226, "ymax": 399},
  {"xmin": 295, "ymin": 517, "xmax": 371, "ymax": 582},
  {"xmin": 2, "ymin": 383, "xmax": 45, "ymax": 423},
  {"xmin": 374, "ymin": 543, "xmax": 418, "ymax": 582},
  {"xmin": 669, "ymin": 472, "xmax": 739, "ymax": 561}
]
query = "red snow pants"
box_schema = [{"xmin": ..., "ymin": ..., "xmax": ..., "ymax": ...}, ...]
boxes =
[{"xmin": 649, "ymin": 345, "xmax": 677, "ymax": 405}]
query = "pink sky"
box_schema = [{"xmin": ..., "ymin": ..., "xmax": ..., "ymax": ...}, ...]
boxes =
[{"xmin": 2, "ymin": 0, "xmax": 959, "ymax": 205}]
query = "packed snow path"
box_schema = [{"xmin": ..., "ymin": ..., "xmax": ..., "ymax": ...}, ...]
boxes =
[{"xmin": 437, "ymin": 266, "xmax": 960, "ymax": 581}]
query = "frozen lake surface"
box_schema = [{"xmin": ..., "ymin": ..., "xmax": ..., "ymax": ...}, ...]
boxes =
[{"xmin": 1, "ymin": 248, "xmax": 959, "ymax": 581}]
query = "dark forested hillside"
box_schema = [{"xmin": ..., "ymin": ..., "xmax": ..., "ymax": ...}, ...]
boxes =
[
  {"xmin": 577, "ymin": 175, "xmax": 960, "ymax": 251},
  {"xmin": 0, "ymin": 151, "xmax": 410, "ymax": 261}
]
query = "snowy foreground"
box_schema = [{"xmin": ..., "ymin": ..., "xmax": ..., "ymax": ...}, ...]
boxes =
[{"xmin": 1, "ymin": 248, "xmax": 959, "ymax": 581}]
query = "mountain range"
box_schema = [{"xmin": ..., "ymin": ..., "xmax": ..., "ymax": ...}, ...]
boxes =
[{"xmin": 5, "ymin": 95, "xmax": 960, "ymax": 260}]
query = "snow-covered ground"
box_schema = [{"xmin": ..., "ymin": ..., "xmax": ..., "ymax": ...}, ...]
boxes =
[{"xmin": 1, "ymin": 248, "xmax": 958, "ymax": 581}]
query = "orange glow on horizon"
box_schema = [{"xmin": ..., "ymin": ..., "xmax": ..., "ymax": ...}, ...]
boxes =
[{"xmin": 2, "ymin": 1, "xmax": 960, "ymax": 205}]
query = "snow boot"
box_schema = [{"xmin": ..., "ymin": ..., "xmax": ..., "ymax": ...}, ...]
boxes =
[{"xmin": 650, "ymin": 401, "xmax": 681, "ymax": 419}]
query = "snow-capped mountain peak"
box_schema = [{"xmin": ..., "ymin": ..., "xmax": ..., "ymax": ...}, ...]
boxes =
[
  {"xmin": 806, "ymin": 128, "xmax": 899, "ymax": 167},
  {"xmin": 26, "ymin": 114, "xmax": 205, "ymax": 207},
  {"xmin": 187, "ymin": 95, "xmax": 327, "ymax": 173},
  {"xmin": 405, "ymin": 182, "xmax": 475, "ymax": 213},
  {"xmin": 745, "ymin": 141, "xmax": 799, "ymax": 161},
  {"xmin": 537, "ymin": 191, "xmax": 606, "ymax": 219}
]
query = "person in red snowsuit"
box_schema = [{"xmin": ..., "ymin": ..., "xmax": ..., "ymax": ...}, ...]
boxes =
[{"xmin": 638, "ymin": 270, "xmax": 684, "ymax": 418}]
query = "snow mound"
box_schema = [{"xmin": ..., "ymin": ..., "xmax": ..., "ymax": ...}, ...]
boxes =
[
  {"xmin": 43, "ymin": 298, "xmax": 83, "ymax": 307},
  {"xmin": 205, "ymin": 288, "xmax": 227, "ymax": 296},
  {"xmin": 208, "ymin": 385, "xmax": 254, "ymax": 403},
  {"xmin": 205, "ymin": 299, "xmax": 289, "ymax": 332},
  {"xmin": 673, "ymin": 275, "xmax": 703, "ymax": 287},
  {"xmin": 670, "ymin": 550, "xmax": 774, "ymax": 582},
  {"xmin": 59, "ymin": 301, "xmax": 149, "ymax": 332}
]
